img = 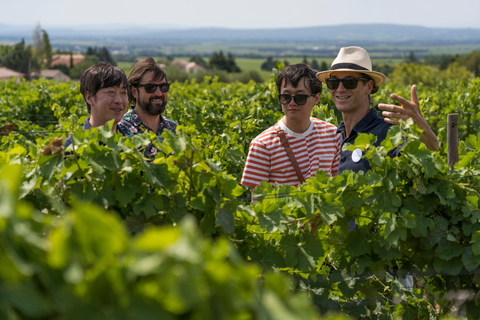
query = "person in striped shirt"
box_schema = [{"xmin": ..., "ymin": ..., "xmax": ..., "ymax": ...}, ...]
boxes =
[{"xmin": 241, "ymin": 64, "xmax": 341, "ymax": 190}]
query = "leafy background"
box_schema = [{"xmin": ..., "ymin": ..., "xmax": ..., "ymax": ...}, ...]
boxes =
[{"xmin": 1, "ymin": 71, "xmax": 480, "ymax": 319}]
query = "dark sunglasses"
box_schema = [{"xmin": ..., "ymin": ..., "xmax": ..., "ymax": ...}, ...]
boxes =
[
  {"xmin": 278, "ymin": 94, "xmax": 315, "ymax": 105},
  {"xmin": 325, "ymin": 77, "xmax": 370, "ymax": 90},
  {"xmin": 136, "ymin": 82, "xmax": 170, "ymax": 93}
]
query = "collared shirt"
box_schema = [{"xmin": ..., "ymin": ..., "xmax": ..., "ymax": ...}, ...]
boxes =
[
  {"xmin": 336, "ymin": 108, "xmax": 399, "ymax": 174},
  {"xmin": 117, "ymin": 107, "xmax": 178, "ymax": 160},
  {"xmin": 65, "ymin": 117, "xmax": 92, "ymax": 148}
]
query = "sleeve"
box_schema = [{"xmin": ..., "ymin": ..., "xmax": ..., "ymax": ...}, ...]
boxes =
[{"xmin": 240, "ymin": 139, "xmax": 271, "ymax": 188}]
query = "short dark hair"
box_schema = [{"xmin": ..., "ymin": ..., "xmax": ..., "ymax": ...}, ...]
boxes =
[
  {"xmin": 128, "ymin": 57, "xmax": 167, "ymax": 104},
  {"xmin": 360, "ymin": 73, "xmax": 380, "ymax": 94},
  {"xmin": 275, "ymin": 64, "xmax": 322, "ymax": 95},
  {"xmin": 80, "ymin": 62, "xmax": 129, "ymax": 113}
]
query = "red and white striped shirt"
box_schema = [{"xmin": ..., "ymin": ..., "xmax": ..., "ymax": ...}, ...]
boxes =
[{"xmin": 241, "ymin": 117, "xmax": 341, "ymax": 188}]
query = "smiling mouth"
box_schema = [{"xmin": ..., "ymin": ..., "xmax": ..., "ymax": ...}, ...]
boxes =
[{"xmin": 336, "ymin": 95, "xmax": 351, "ymax": 100}]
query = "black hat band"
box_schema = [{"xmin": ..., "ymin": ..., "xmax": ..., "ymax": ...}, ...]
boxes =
[{"xmin": 330, "ymin": 63, "xmax": 369, "ymax": 71}]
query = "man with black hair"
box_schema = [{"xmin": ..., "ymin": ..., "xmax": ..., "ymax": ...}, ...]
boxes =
[
  {"xmin": 241, "ymin": 64, "xmax": 341, "ymax": 190},
  {"xmin": 316, "ymin": 46, "xmax": 438, "ymax": 174},
  {"xmin": 65, "ymin": 62, "xmax": 129, "ymax": 147}
]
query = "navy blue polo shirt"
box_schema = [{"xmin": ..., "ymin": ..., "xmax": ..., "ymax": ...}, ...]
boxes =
[
  {"xmin": 337, "ymin": 108, "xmax": 399, "ymax": 174},
  {"xmin": 65, "ymin": 117, "xmax": 92, "ymax": 148}
]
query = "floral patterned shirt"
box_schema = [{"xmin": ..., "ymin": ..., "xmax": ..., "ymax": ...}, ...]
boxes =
[{"xmin": 117, "ymin": 108, "xmax": 178, "ymax": 160}]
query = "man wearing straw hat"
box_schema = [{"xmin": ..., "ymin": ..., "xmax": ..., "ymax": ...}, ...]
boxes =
[{"xmin": 316, "ymin": 46, "xmax": 438, "ymax": 174}]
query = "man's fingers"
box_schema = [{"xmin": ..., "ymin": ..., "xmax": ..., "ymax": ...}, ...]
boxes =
[
  {"xmin": 389, "ymin": 93, "xmax": 411, "ymax": 105},
  {"xmin": 379, "ymin": 103, "xmax": 405, "ymax": 113},
  {"xmin": 378, "ymin": 103, "xmax": 396, "ymax": 111},
  {"xmin": 383, "ymin": 117, "xmax": 400, "ymax": 126},
  {"xmin": 382, "ymin": 111, "xmax": 410, "ymax": 120},
  {"xmin": 411, "ymin": 84, "xmax": 419, "ymax": 106}
]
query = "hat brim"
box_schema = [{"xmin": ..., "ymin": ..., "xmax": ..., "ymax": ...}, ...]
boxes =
[{"xmin": 316, "ymin": 69, "xmax": 386, "ymax": 87}]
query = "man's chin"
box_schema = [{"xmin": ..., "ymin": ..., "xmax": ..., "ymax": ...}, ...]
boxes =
[{"xmin": 148, "ymin": 107, "xmax": 165, "ymax": 116}]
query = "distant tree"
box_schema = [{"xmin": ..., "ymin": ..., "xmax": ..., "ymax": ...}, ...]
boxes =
[
  {"xmin": 283, "ymin": 60, "xmax": 290, "ymax": 67},
  {"xmin": 405, "ymin": 51, "xmax": 417, "ymax": 63},
  {"xmin": 390, "ymin": 63, "xmax": 436, "ymax": 86},
  {"xmin": 84, "ymin": 46, "xmax": 116, "ymax": 66},
  {"xmin": 441, "ymin": 62, "xmax": 474, "ymax": 81},
  {"xmin": 423, "ymin": 54, "xmax": 456, "ymax": 70},
  {"xmin": 320, "ymin": 61, "xmax": 328, "ymax": 71},
  {"xmin": 190, "ymin": 55, "xmax": 208, "ymax": 68},
  {"xmin": 310, "ymin": 59, "xmax": 319, "ymax": 70},
  {"xmin": 389, "ymin": 62, "xmax": 473, "ymax": 86},
  {"xmin": 454, "ymin": 50, "xmax": 480, "ymax": 77},
  {"xmin": 97, "ymin": 46, "xmax": 116, "ymax": 65},
  {"xmin": 51, "ymin": 64, "xmax": 70, "ymax": 76},
  {"xmin": 42, "ymin": 30, "xmax": 52, "ymax": 68},
  {"xmin": 209, "ymin": 51, "xmax": 241, "ymax": 73},
  {"xmin": 372, "ymin": 63, "xmax": 394, "ymax": 76},
  {"xmin": 85, "ymin": 47, "xmax": 96, "ymax": 56},
  {"xmin": 225, "ymin": 52, "xmax": 241, "ymax": 73},
  {"xmin": 69, "ymin": 58, "xmax": 98, "ymax": 79},
  {"xmin": 302, "ymin": 55, "xmax": 309, "ymax": 65},
  {"xmin": 32, "ymin": 23, "xmax": 43, "ymax": 71},
  {"xmin": 0, "ymin": 39, "xmax": 33, "ymax": 76},
  {"xmin": 209, "ymin": 51, "xmax": 227, "ymax": 71},
  {"xmin": 261, "ymin": 56, "xmax": 278, "ymax": 71}
]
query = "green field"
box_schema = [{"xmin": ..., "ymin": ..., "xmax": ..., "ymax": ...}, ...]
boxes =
[{"xmin": 118, "ymin": 56, "xmax": 404, "ymax": 82}]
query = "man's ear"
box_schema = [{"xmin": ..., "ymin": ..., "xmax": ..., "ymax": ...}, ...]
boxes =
[
  {"xmin": 314, "ymin": 92, "xmax": 321, "ymax": 105},
  {"xmin": 131, "ymin": 86, "xmax": 138, "ymax": 100},
  {"xmin": 366, "ymin": 80, "xmax": 374, "ymax": 95},
  {"xmin": 85, "ymin": 91, "xmax": 95, "ymax": 106}
]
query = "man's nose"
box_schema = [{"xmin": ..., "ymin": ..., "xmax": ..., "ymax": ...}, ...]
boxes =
[
  {"xmin": 336, "ymin": 81, "xmax": 346, "ymax": 90},
  {"xmin": 113, "ymin": 92, "xmax": 123, "ymax": 102},
  {"xmin": 288, "ymin": 96, "xmax": 297, "ymax": 105}
]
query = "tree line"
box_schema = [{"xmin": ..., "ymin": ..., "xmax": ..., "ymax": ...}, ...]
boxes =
[{"xmin": 0, "ymin": 24, "xmax": 117, "ymax": 80}]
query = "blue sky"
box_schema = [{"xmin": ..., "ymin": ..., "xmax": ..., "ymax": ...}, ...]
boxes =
[{"xmin": 2, "ymin": 0, "xmax": 480, "ymax": 29}]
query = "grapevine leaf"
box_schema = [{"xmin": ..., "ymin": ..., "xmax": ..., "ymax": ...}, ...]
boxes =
[
  {"xmin": 435, "ymin": 238, "xmax": 463, "ymax": 260},
  {"xmin": 433, "ymin": 257, "xmax": 463, "ymax": 275},
  {"xmin": 217, "ymin": 202, "xmax": 236, "ymax": 234},
  {"xmin": 247, "ymin": 245, "xmax": 286, "ymax": 270},
  {"xmin": 471, "ymin": 231, "xmax": 480, "ymax": 255},
  {"xmin": 462, "ymin": 247, "xmax": 480, "ymax": 272},
  {"xmin": 280, "ymin": 234, "xmax": 323, "ymax": 271}
]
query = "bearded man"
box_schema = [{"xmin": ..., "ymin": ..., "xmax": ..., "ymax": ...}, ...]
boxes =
[{"xmin": 117, "ymin": 57, "xmax": 177, "ymax": 159}]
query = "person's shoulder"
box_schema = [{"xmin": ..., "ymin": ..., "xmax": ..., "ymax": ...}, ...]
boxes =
[
  {"xmin": 254, "ymin": 125, "xmax": 279, "ymax": 141},
  {"xmin": 311, "ymin": 118, "xmax": 338, "ymax": 132},
  {"xmin": 117, "ymin": 110, "xmax": 136, "ymax": 136},
  {"xmin": 118, "ymin": 109, "xmax": 135, "ymax": 125},
  {"xmin": 162, "ymin": 116, "xmax": 178, "ymax": 126}
]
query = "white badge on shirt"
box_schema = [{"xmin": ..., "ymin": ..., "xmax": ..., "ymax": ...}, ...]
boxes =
[{"xmin": 352, "ymin": 148, "xmax": 363, "ymax": 163}]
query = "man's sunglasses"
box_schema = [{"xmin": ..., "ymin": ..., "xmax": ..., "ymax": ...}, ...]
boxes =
[
  {"xmin": 278, "ymin": 94, "xmax": 315, "ymax": 105},
  {"xmin": 135, "ymin": 82, "xmax": 170, "ymax": 93},
  {"xmin": 325, "ymin": 77, "xmax": 370, "ymax": 90}
]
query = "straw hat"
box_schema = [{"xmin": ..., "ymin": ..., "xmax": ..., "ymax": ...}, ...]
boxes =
[{"xmin": 316, "ymin": 46, "xmax": 386, "ymax": 87}]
